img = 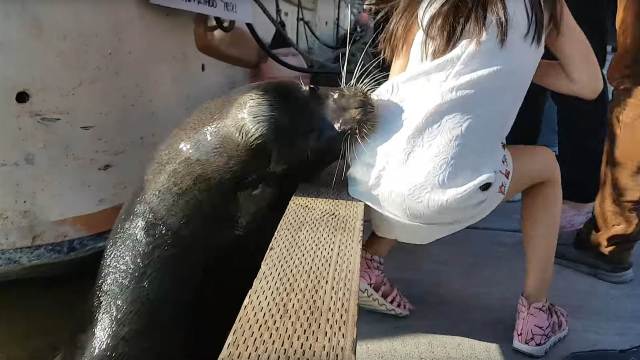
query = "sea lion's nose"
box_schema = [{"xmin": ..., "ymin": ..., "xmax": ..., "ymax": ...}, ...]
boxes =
[{"xmin": 333, "ymin": 118, "xmax": 351, "ymax": 132}]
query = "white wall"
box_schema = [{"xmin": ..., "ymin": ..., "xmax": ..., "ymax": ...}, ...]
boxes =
[
  {"xmin": 0, "ymin": 0, "xmax": 343, "ymax": 250},
  {"xmin": 257, "ymin": 0, "xmax": 345, "ymax": 60}
]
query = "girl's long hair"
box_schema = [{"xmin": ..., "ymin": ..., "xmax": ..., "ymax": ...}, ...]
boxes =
[{"xmin": 368, "ymin": 0, "xmax": 561, "ymax": 63}]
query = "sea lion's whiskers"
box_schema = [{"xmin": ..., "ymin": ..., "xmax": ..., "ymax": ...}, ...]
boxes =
[
  {"xmin": 356, "ymin": 134, "xmax": 368, "ymax": 154},
  {"xmin": 357, "ymin": 54, "xmax": 383, "ymax": 80},
  {"xmin": 362, "ymin": 84, "xmax": 376, "ymax": 94},
  {"xmin": 360, "ymin": 74, "xmax": 386, "ymax": 92},
  {"xmin": 363, "ymin": 83, "xmax": 381, "ymax": 95},
  {"xmin": 360, "ymin": 71, "xmax": 389, "ymax": 90},
  {"xmin": 361, "ymin": 77, "xmax": 387, "ymax": 95},
  {"xmin": 354, "ymin": 55, "xmax": 384, "ymax": 89},
  {"xmin": 341, "ymin": 136, "xmax": 350, "ymax": 180},
  {"xmin": 355, "ymin": 65, "xmax": 378, "ymax": 93},
  {"xmin": 339, "ymin": 53, "xmax": 345, "ymax": 88},
  {"xmin": 341, "ymin": 4, "xmax": 353, "ymax": 88},
  {"xmin": 349, "ymin": 26, "xmax": 384, "ymax": 87},
  {"xmin": 348, "ymin": 133, "xmax": 355, "ymax": 165},
  {"xmin": 351, "ymin": 136, "xmax": 359, "ymax": 161},
  {"xmin": 349, "ymin": 32, "xmax": 382, "ymax": 86},
  {"xmin": 349, "ymin": 49, "xmax": 373, "ymax": 88},
  {"xmin": 332, "ymin": 133, "xmax": 349, "ymax": 188}
]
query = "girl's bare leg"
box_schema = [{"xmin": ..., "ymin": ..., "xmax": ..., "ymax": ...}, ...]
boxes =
[
  {"xmin": 506, "ymin": 145, "xmax": 562, "ymax": 303},
  {"xmin": 364, "ymin": 232, "xmax": 397, "ymax": 257},
  {"xmin": 359, "ymin": 215, "xmax": 410, "ymax": 315}
]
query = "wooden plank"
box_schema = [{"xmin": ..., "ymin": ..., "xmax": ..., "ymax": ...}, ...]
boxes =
[{"xmin": 219, "ymin": 176, "xmax": 363, "ymax": 360}]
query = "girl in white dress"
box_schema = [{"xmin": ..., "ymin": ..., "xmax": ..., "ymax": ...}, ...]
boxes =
[{"xmin": 350, "ymin": 0, "xmax": 602, "ymax": 356}]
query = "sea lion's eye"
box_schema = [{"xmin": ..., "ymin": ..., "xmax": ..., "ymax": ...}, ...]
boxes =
[{"xmin": 308, "ymin": 85, "xmax": 319, "ymax": 94}]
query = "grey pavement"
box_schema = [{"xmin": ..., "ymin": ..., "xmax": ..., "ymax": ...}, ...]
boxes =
[{"xmin": 356, "ymin": 203, "xmax": 640, "ymax": 360}]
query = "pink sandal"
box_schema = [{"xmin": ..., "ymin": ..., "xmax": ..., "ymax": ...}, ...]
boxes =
[{"xmin": 358, "ymin": 250, "xmax": 414, "ymax": 317}]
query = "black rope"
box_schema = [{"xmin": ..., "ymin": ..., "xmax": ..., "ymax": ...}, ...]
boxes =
[
  {"xmin": 294, "ymin": 0, "xmax": 343, "ymax": 50},
  {"xmin": 275, "ymin": 0, "xmax": 282, "ymax": 22},
  {"xmin": 335, "ymin": 0, "xmax": 341, "ymax": 45},
  {"xmin": 213, "ymin": 17, "xmax": 235, "ymax": 33},
  {"xmin": 250, "ymin": 0, "xmax": 347, "ymax": 75},
  {"xmin": 302, "ymin": 20, "xmax": 342, "ymax": 50},
  {"xmin": 296, "ymin": 0, "xmax": 300, "ymax": 47},
  {"xmin": 245, "ymin": 23, "xmax": 340, "ymax": 75},
  {"xmin": 252, "ymin": 0, "xmax": 314, "ymax": 65},
  {"xmin": 297, "ymin": 0, "xmax": 311, "ymax": 51}
]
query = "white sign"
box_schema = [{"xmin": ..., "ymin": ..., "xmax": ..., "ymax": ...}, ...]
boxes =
[{"xmin": 150, "ymin": 0, "xmax": 253, "ymax": 23}]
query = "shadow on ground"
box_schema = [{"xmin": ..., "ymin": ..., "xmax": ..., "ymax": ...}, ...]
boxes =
[{"xmin": 357, "ymin": 205, "xmax": 640, "ymax": 360}]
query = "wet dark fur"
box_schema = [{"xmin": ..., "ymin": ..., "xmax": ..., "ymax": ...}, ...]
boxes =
[{"xmin": 81, "ymin": 81, "xmax": 374, "ymax": 360}]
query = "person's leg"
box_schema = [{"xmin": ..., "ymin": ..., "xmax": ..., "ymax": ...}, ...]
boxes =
[
  {"xmin": 553, "ymin": 89, "xmax": 607, "ymax": 205},
  {"xmin": 592, "ymin": 0, "xmax": 640, "ymax": 260},
  {"xmin": 506, "ymin": 146, "xmax": 562, "ymax": 302},
  {"xmin": 551, "ymin": 0, "xmax": 609, "ymax": 231},
  {"xmin": 590, "ymin": 91, "xmax": 640, "ymax": 260},
  {"xmin": 507, "ymin": 83, "xmax": 548, "ymax": 146},
  {"xmin": 608, "ymin": 0, "xmax": 619, "ymax": 51},
  {"xmin": 506, "ymin": 62, "xmax": 550, "ymax": 202},
  {"xmin": 552, "ymin": 87, "xmax": 608, "ymax": 230},
  {"xmin": 555, "ymin": 0, "xmax": 640, "ymax": 284},
  {"xmin": 506, "ymin": 145, "xmax": 568, "ymax": 357},
  {"xmin": 359, "ymin": 227, "xmax": 412, "ymax": 316},
  {"xmin": 364, "ymin": 232, "xmax": 397, "ymax": 257}
]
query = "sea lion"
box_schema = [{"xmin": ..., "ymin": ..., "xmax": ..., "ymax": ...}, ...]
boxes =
[{"xmin": 81, "ymin": 80, "xmax": 375, "ymax": 360}]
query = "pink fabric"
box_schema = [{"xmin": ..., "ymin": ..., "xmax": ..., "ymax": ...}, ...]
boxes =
[
  {"xmin": 514, "ymin": 295, "xmax": 568, "ymax": 347},
  {"xmin": 250, "ymin": 48, "xmax": 310, "ymax": 84},
  {"xmin": 560, "ymin": 202, "xmax": 594, "ymax": 232}
]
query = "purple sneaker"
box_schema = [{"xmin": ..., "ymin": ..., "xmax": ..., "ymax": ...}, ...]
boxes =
[{"xmin": 513, "ymin": 295, "xmax": 569, "ymax": 357}]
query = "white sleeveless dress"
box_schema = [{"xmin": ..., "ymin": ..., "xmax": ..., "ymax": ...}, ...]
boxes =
[{"xmin": 347, "ymin": 0, "xmax": 545, "ymax": 244}]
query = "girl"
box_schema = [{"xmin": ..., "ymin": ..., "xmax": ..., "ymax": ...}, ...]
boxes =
[{"xmin": 349, "ymin": 0, "xmax": 603, "ymax": 357}]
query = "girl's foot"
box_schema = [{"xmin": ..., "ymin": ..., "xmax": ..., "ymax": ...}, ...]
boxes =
[
  {"xmin": 358, "ymin": 250, "xmax": 413, "ymax": 317},
  {"xmin": 513, "ymin": 295, "xmax": 569, "ymax": 358}
]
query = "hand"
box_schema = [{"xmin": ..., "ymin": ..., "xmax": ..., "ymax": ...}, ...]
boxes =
[
  {"xmin": 194, "ymin": 13, "xmax": 216, "ymax": 32},
  {"xmin": 194, "ymin": 13, "xmax": 207, "ymax": 26}
]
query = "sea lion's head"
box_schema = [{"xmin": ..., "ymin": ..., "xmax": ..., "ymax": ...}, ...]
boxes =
[
  {"xmin": 228, "ymin": 81, "xmax": 377, "ymax": 182},
  {"xmin": 291, "ymin": 83, "xmax": 377, "ymax": 177},
  {"xmin": 324, "ymin": 85, "xmax": 377, "ymax": 138}
]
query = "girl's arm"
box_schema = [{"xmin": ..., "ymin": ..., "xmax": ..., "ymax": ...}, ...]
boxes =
[
  {"xmin": 532, "ymin": 0, "xmax": 604, "ymax": 100},
  {"xmin": 193, "ymin": 14, "xmax": 264, "ymax": 69}
]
